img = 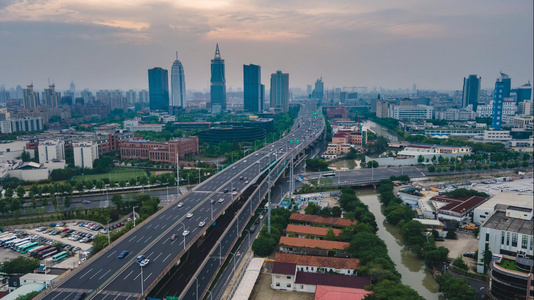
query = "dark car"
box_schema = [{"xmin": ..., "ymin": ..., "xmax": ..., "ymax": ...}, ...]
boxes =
[
  {"xmin": 73, "ymin": 292, "xmax": 86, "ymax": 300},
  {"xmin": 118, "ymin": 250, "xmax": 129, "ymax": 259}
]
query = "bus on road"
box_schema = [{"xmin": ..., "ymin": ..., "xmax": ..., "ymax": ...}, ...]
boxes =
[
  {"xmin": 52, "ymin": 251, "xmax": 68, "ymax": 262},
  {"xmin": 323, "ymin": 172, "xmax": 335, "ymax": 177}
]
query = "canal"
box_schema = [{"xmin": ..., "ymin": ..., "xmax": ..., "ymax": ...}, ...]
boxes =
[
  {"xmin": 358, "ymin": 192, "xmax": 439, "ymax": 299},
  {"xmin": 362, "ymin": 120, "xmax": 400, "ymax": 142}
]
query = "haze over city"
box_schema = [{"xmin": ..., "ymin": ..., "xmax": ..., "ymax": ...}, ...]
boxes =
[{"xmin": 0, "ymin": 0, "xmax": 532, "ymax": 91}]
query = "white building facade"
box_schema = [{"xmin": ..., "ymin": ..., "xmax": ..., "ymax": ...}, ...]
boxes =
[
  {"xmin": 73, "ymin": 142, "xmax": 99, "ymax": 169},
  {"xmin": 38, "ymin": 140, "xmax": 65, "ymax": 163},
  {"xmin": 388, "ymin": 105, "xmax": 433, "ymax": 120}
]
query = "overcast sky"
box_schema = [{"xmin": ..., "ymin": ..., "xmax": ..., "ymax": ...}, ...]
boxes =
[{"xmin": 0, "ymin": 0, "xmax": 532, "ymax": 92}]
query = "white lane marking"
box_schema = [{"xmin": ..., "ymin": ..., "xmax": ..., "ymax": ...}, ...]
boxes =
[
  {"xmin": 144, "ymin": 272, "xmax": 153, "ymax": 282},
  {"xmin": 99, "ymin": 269, "xmax": 111, "ymax": 280},
  {"xmin": 162, "ymin": 253, "xmax": 171, "ymax": 262},
  {"xmin": 161, "ymin": 225, "xmax": 166, "ymax": 229},
  {"xmin": 153, "ymin": 253, "xmax": 162, "ymax": 261},
  {"xmin": 112, "ymin": 293, "xmax": 122, "ymax": 300},
  {"xmin": 89, "ymin": 269, "xmax": 102, "ymax": 279},
  {"xmin": 170, "ymin": 239, "xmax": 177, "ymax": 245},
  {"xmin": 79, "ymin": 268, "xmax": 93, "ymax": 279},
  {"xmin": 137, "ymin": 236, "xmax": 144, "ymax": 243},
  {"xmin": 133, "ymin": 272, "xmax": 141, "ymax": 280},
  {"xmin": 147, "ymin": 224, "xmax": 152, "ymax": 229},
  {"xmin": 144, "ymin": 236, "xmax": 151, "ymax": 243},
  {"xmin": 51, "ymin": 292, "xmax": 72, "ymax": 300},
  {"xmin": 128, "ymin": 236, "xmax": 137, "ymax": 243},
  {"xmin": 166, "ymin": 214, "xmax": 172, "ymax": 220},
  {"xmin": 199, "ymin": 207, "xmax": 205, "ymax": 212},
  {"xmin": 147, "ymin": 251, "xmax": 154, "ymax": 258},
  {"xmin": 123, "ymin": 270, "xmax": 133, "ymax": 280},
  {"xmin": 106, "ymin": 250, "xmax": 117, "ymax": 258},
  {"xmin": 154, "ymin": 225, "xmax": 159, "ymax": 229},
  {"xmin": 159, "ymin": 215, "xmax": 165, "ymax": 220}
]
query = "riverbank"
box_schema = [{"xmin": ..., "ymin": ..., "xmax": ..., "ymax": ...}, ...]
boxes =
[{"xmin": 357, "ymin": 192, "xmax": 439, "ymax": 299}]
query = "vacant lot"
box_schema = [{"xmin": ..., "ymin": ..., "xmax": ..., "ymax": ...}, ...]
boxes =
[{"xmin": 72, "ymin": 168, "xmax": 147, "ymax": 182}]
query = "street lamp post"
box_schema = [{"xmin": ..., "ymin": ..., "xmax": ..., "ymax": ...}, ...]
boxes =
[
  {"xmin": 192, "ymin": 275, "xmax": 199, "ymax": 300},
  {"xmin": 215, "ymin": 241, "xmax": 222, "ymax": 265},
  {"xmin": 107, "ymin": 219, "xmax": 112, "ymax": 245},
  {"xmin": 210, "ymin": 201, "xmax": 214, "ymax": 219},
  {"xmin": 178, "ymin": 222, "xmax": 186, "ymax": 250},
  {"xmin": 140, "ymin": 265, "xmax": 144, "ymax": 296},
  {"xmin": 206, "ymin": 290, "xmax": 213, "ymax": 300}
]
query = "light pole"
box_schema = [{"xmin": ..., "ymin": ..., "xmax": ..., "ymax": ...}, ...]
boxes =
[
  {"xmin": 140, "ymin": 264, "xmax": 144, "ymax": 296},
  {"xmin": 229, "ymin": 252, "xmax": 237, "ymax": 276},
  {"xmin": 133, "ymin": 206, "xmax": 138, "ymax": 227},
  {"xmin": 215, "ymin": 241, "xmax": 222, "ymax": 265},
  {"xmin": 178, "ymin": 222, "xmax": 186, "ymax": 250},
  {"xmin": 198, "ymin": 168, "xmax": 201, "ymax": 184},
  {"xmin": 206, "ymin": 290, "xmax": 213, "ymax": 300},
  {"xmin": 176, "ymin": 154, "xmax": 180, "ymax": 196},
  {"xmin": 192, "ymin": 275, "xmax": 199, "ymax": 300},
  {"xmin": 107, "ymin": 219, "xmax": 112, "ymax": 245},
  {"xmin": 210, "ymin": 200, "xmax": 214, "ymax": 220}
]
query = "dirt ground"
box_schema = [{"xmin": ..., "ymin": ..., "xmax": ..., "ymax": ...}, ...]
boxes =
[
  {"xmin": 250, "ymin": 273, "xmax": 315, "ymax": 300},
  {"xmin": 440, "ymin": 231, "xmax": 479, "ymax": 269}
]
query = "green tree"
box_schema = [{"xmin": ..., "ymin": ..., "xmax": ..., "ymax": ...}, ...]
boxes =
[
  {"xmin": 16, "ymin": 186, "xmax": 25, "ymax": 199},
  {"xmin": 417, "ymin": 155, "xmax": 424, "ymax": 164},
  {"xmin": 64, "ymin": 196, "xmax": 71, "ymax": 208},
  {"xmin": 304, "ymin": 202, "xmax": 320, "ymax": 215},
  {"xmin": 20, "ymin": 150, "xmax": 31, "ymax": 162},
  {"xmin": 10, "ymin": 198, "xmax": 22, "ymax": 212},
  {"xmin": 452, "ymin": 256, "xmax": 468, "ymax": 271},
  {"xmin": 366, "ymin": 280, "xmax": 424, "ymax": 300},
  {"xmin": 436, "ymin": 273, "xmax": 476, "ymax": 300},
  {"xmin": 305, "ymin": 159, "xmax": 329, "ymax": 172},
  {"xmin": 324, "ymin": 228, "xmax": 336, "ymax": 241},
  {"xmin": 331, "ymin": 206, "xmax": 342, "ymax": 218},
  {"xmin": 424, "ymin": 246, "xmax": 449, "ymax": 270},
  {"xmin": 446, "ymin": 230, "xmax": 457, "ymax": 239},
  {"xmin": 0, "ymin": 256, "xmax": 40, "ymax": 274},
  {"xmin": 367, "ymin": 160, "xmax": 379, "ymax": 168},
  {"xmin": 119, "ymin": 180, "xmax": 126, "ymax": 188},
  {"xmin": 252, "ymin": 236, "xmax": 276, "ymax": 257},
  {"xmin": 111, "ymin": 194, "xmax": 124, "ymax": 210},
  {"xmin": 15, "ymin": 291, "xmax": 41, "ymax": 300},
  {"xmin": 401, "ymin": 220, "xmax": 426, "ymax": 256}
]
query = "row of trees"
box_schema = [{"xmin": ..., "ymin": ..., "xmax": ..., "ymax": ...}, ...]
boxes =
[{"xmin": 251, "ymin": 208, "xmax": 292, "ymax": 257}]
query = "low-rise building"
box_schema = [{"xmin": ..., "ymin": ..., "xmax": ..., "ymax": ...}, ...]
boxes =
[
  {"xmin": 412, "ymin": 218, "xmax": 446, "ymax": 237},
  {"xmin": 314, "ymin": 286, "xmax": 372, "ymax": 300},
  {"xmin": 388, "ymin": 104, "xmax": 433, "ymax": 120},
  {"xmin": 430, "ymin": 195, "xmax": 488, "ymax": 222},
  {"xmin": 275, "ymin": 253, "xmax": 359, "ymax": 276},
  {"xmin": 119, "ymin": 136, "xmax": 199, "ymax": 163},
  {"xmin": 473, "ymin": 193, "xmax": 533, "ymax": 226},
  {"xmin": 483, "ymin": 130, "xmax": 512, "ymax": 142},
  {"xmin": 73, "ymin": 141, "xmax": 99, "ymax": 169},
  {"xmin": 38, "ymin": 140, "xmax": 65, "ymax": 163},
  {"xmin": 285, "ymin": 224, "xmax": 341, "ymax": 239},
  {"xmin": 126, "ymin": 124, "xmax": 164, "ymax": 132},
  {"xmin": 289, "ymin": 213, "xmax": 357, "ymax": 229},
  {"xmin": 513, "ymin": 116, "xmax": 534, "ymax": 129},
  {"xmin": 278, "ymin": 237, "xmax": 350, "ymax": 257}
]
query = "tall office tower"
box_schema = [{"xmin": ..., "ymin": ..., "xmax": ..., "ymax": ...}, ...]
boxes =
[
  {"xmin": 23, "ymin": 84, "xmax": 38, "ymax": 109},
  {"xmin": 499, "ymin": 71, "xmax": 511, "ymax": 98},
  {"xmin": 171, "ymin": 51, "xmax": 186, "ymax": 109},
  {"xmin": 270, "ymin": 70, "xmax": 289, "ymax": 113},
  {"xmin": 516, "ymin": 81, "xmax": 532, "ymax": 104},
  {"xmin": 148, "ymin": 67, "xmax": 170, "ymax": 112},
  {"xmin": 69, "ymin": 80, "xmax": 76, "ymax": 95},
  {"xmin": 413, "ymin": 84, "xmax": 417, "ymax": 94},
  {"xmin": 462, "ymin": 74, "xmax": 481, "ymax": 111},
  {"xmin": 307, "ymin": 85, "xmax": 312, "ymax": 97},
  {"xmin": 43, "ymin": 84, "xmax": 60, "ymax": 108},
  {"xmin": 492, "ymin": 76, "xmax": 504, "ymax": 130},
  {"xmin": 312, "ymin": 77, "xmax": 324, "ymax": 99},
  {"xmin": 244, "ymin": 64, "xmax": 264, "ymax": 113},
  {"xmin": 210, "ymin": 44, "xmax": 226, "ymax": 112}
]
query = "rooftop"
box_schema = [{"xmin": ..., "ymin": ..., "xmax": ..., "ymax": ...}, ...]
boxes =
[
  {"xmin": 430, "ymin": 195, "xmax": 488, "ymax": 214},
  {"xmin": 279, "ymin": 236, "xmax": 350, "ymax": 250},
  {"xmin": 476, "ymin": 192, "xmax": 533, "ymax": 212},
  {"xmin": 272, "ymin": 262, "xmax": 296, "ymax": 275},
  {"xmin": 295, "ymin": 272, "xmax": 370, "ymax": 289},
  {"xmin": 275, "ymin": 253, "xmax": 359, "ymax": 270},
  {"xmin": 290, "ymin": 213, "xmax": 357, "ymax": 227},
  {"xmin": 286, "ymin": 224, "xmax": 341, "ymax": 237},
  {"xmin": 482, "ymin": 211, "xmax": 533, "ymax": 235},
  {"xmin": 314, "ymin": 286, "xmax": 372, "ymax": 300}
]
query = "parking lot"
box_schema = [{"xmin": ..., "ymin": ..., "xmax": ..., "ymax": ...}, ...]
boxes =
[{"xmin": 469, "ymin": 177, "xmax": 533, "ymax": 196}]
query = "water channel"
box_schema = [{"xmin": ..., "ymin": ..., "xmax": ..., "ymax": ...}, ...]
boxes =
[
  {"xmin": 362, "ymin": 120, "xmax": 400, "ymax": 142},
  {"xmin": 358, "ymin": 193, "xmax": 439, "ymax": 299}
]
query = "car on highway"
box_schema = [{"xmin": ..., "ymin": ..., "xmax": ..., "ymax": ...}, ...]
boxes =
[
  {"xmin": 139, "ymin": 259, "xmax": 150, "ymax": 267},
  {"xmin": 186, "ymin": 213, "xmax": 193, "ymax": 218},
  {"xmin": 177, "ymin": 202, "xmax": 184, "ymax": 208},
  {"xmin": 73, "ymin": 292, "xmax": 86, "ymax": 300},
  {"xmin": 245, "ymin": 180, "xmax": 249, "ymax": 184},
  {"xmin": 218, "ymin": 198, "xmax": 224, "ymax": 203},
  {"xmin": 259, "ymin": 215, "xmax": 264, "ymax": 220},
  {"xmin": 82, "ymin": 200, "xmax": 90, "ymax": 204},
  {"xmin": 182, "ymin": 230, "xmax": 190, "ymax": 236},
  {"xmin": 136, "ymin": 255, "xmax": 145, "ymax": 263},
  {"xmin": 171, "ymin": 234, "xmax": 179, "ymax": 240},
  {"xmin": 210, "ymin": 199, "xmax": 216, "ymax": 204},
  {"xmin": 118, "ymin": 250, "xmax": 129, "ymax": 259},
  {"xmin": 199, "ymin": 221, "xmax": 206, "ymax": 227}
]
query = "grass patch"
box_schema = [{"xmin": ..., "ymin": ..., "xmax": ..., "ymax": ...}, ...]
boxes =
[
  {"xmin": 500, "ymin": 259, "xmax": 520, "ymax": 272},
  {"xmin": 72, "ymin": 168, "xmax": 147, "ymax": 182}
]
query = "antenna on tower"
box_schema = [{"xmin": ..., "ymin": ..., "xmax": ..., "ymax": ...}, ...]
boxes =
[
  {"xmin": 176, "ymin": 51, "xmax": 178, "ymax": 60},
  {"xmin": 214, "ymin": 43, "xmax": 221, "ymax": 59}
]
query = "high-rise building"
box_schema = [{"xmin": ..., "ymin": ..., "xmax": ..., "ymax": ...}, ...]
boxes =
[
  {"xmin": 148, "ymin": 67, "xmax": 170, "ymax": 112},
  {"xmin": 499, "ymin": 71, "xmax": 511, "ymax": 98},
  {"xmin": 73, "ymin": 142, "xmax": 99, "ymax": 169},
  {"xmin": 139, "ymin": 90, "xmax": 149, "ymax": 103},
  {"xmin": 462, "ymin": 74, "xmax": 481, "ymax": 111},
  {"xmin": 69, "ymin": 80, "xmax": 76, "ymax": 96},
  {"xmin": 38, "ymin": 140, "xmax": 65, "ymax": 163},
  {"xmin": 43, "ymin": 84, "xmax": 60, "ymax": 108},
  {"xmin": 270, "ymin": 70, "xmax": 289, "ymax": 113},
  {"xmin": 492, "ymin": 76, "xmax": 505, "ymax": 130},
  {"xmin": 171, "ymin": 51, "xmax": 186, "ymax": 109},
  {"xmin": 126, "ymin": 90, "xmax": 136, "ymax": 104},
  {"xmin": 244, "ymin": 64, "xmax": 264, "ymax": 113},
  {"xmin": 210, "ymin": 44, "xmax": 226, "ymax": 112},
  {"xmin": 22, "ymin": 84, "xmax": 38, "ymax": 109},
  {"xmin": 307, "ymin": 85, "xmax": 312, "ymax": 97},
  {"xmin": 516, "ymin": 81, "xmax": 532, "ymax": 104},
  {"xmin": 312, "ymin": 77, "xmax": 324, "ymax": 99}
]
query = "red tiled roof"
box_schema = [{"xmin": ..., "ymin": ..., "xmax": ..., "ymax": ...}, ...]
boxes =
[
  {"xmin": 272, "ymin": 262, "xmax": 296, "ymax": 275},
  {"xmin": 315, "ymin": 286, "xmax": 372, "ymax": 300},
  {"xmin": 430, "ymin": 195, "xmax": 488, "ymax": 214},
  {"xmin": 295, "ymin": 272, "xmax": 370, "ymax": 289},
  {"xmin": 290, "ymin": 213, "xmax": 357, "ymax": 227},
  {"xmin": 279, "ymin": 237, "xmax": 349, "ymax": 250},
  {"xmin": 275, "ymin": 253, "xmax": 359, "ymax": 270},
  {"xmin": 286, "ymin": 224, "xmax": 341, "ymax": 237}
]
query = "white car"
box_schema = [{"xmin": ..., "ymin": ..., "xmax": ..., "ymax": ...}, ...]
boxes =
[
  {"xmin": 199, "ymin": 221, "xmax": 206, "ymax": 227},
  {"xmin": 186, "ymin": 213, "xmax": 193, "ymax": 218},
  {"xmin": 182, "ymin": 230, "xmax": 190, "ymax": 236},
  {"xmin": 232, "ymin": 191, "xmax": 237, "ymax": 196},
  {"xmin": 177, "ymin": 203, "xmax": 184, "ymax": 208},
  {"xmin": 139, "ymin": 259, "xmax": 150, "ymax": 267},
  {"xmin": 218, "ymin": 198, "xmax": 224, "ymax": 203}
]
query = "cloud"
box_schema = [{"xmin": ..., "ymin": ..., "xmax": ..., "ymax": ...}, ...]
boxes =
[{"xmin": 205, "ymin": 28, "xmax": 308, "ymax": 41}]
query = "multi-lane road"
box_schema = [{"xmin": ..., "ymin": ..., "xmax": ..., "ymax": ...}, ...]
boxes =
[{"xmin": 39, "ymin": 101, "xmax": 324, "ymax": 300}]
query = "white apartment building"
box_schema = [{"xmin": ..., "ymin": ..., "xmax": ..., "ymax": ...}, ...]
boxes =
[
  {"xmin": 388, "ymin": 105, "xmax": 433, "ymax": 120},
  {"xmin": 73, "ymin": 142, "xmax": 99, "ymax": 169},
  {"xmin": 513, "ymin": 116, "xmax": 534, "ymax": 129},
  {"xmin": 38, "ymin": 140, "xmax": 65, "ymax": 163},
  {"xmin": 483, "ymin": 130, "xmax": 512, "ymax": 142},
  {"xmin": 518, "ymin": 100, "xmax": 533, "ymax": 115},
  {"xmin": 477, "ymin": 206, "xmax": 533, "ymax": 273},
  {"xmin": 435, "ymin": 108, "xmax": 476, "ymax": 121}
]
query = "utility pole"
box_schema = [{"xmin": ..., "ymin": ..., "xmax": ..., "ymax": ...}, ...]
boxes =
[
  {"xmin": 268, "ymin": 170, "xmax": 272, "ymax": 234},
  {"xmin": 176, "ymin": 154, "xmax": 180, "ymax": 196},
  {"xmin": 289, "ymin": 150, "xmax": 294, "ymax": 204}
]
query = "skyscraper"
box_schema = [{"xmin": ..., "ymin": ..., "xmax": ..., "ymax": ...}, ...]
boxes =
[
  {"xmin": 462, "ymin": 74, "xmax": 481, "ymax": 111},
  {"xmin": 171, "ymin": 52, "xmax": 186, "ymax": 109},
  {"xmin": 492, "ymin": 76, "xmax": 504, "ymax": 130},
  {"xmin": 43, "ymin": 84, "xmax": 60, "ymax": 108},
  {"xmin": 499, "ymin": 71, "xmax": 511, "ymax": 98},
  {"xmin": 244, "ymin": 64, "xmax": 264, "ymax": 113},
  {"xmin": 270, "ymin": 70, "xmax": 289, "ymax": 113},
  {"xmin": 312, "ymin": 77, "xmax": 324, "ymax": 99},
  {"xmin": 516, "ymin": 81, "xmax": 532, "ymax": 104},
  {"xmin": 210, "ymin": 44, "xmax": 226, "ymax": 112},
  {"xmin": 23, "ymin": 84, "xmax": 38, "ymax": 109},
  {"xmin": 69, "ymin": 80, "xmax": 76, "ymax": 95},
  {"xmin": 148, "ymin": 67, "xmax": 169, "ymax": 112}
]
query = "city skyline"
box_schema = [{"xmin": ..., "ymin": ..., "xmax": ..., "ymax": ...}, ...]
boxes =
[{"xmin": 0, "ymin": 1, "xmax": 532, "ymax": 92}]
